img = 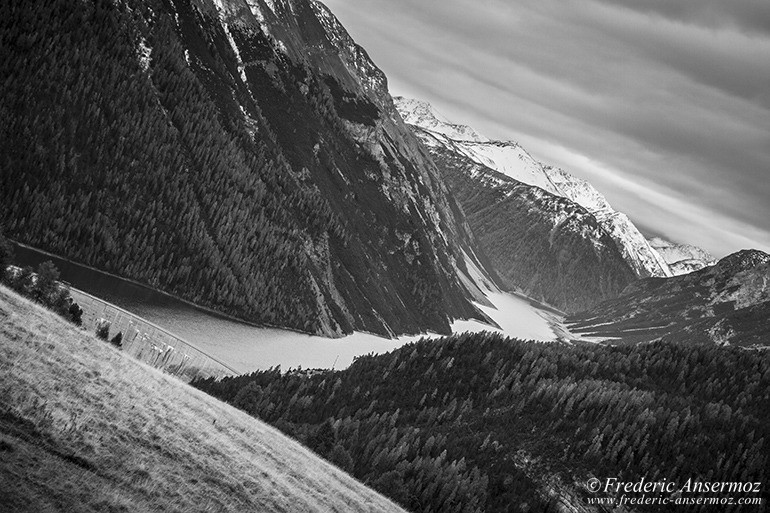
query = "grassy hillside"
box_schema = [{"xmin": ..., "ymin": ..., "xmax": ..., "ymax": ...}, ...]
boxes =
[{"xmin": 0, "ymin": 285, "xmax": 404, "ymax": 513}]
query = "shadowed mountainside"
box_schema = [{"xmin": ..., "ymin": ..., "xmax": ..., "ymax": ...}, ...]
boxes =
[
  {"xmin": 0, "ymin": 0, "xmax": 486, "ymax": 337},
  {"xmin": 410, "ymin": 127, "xmax": 636, "ymax": 314}
]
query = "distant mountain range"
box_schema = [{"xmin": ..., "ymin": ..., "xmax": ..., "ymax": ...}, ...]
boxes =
[{"xmin": 395, "ymin": 97, "xmax": 716, "ymax": 280}]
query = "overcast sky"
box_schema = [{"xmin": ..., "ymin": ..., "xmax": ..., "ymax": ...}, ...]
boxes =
[{"xmin": 324, "ymin": 0, "xmax": 770, "ymax": 257}]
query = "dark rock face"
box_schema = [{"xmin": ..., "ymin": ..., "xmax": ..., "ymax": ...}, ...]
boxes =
[
  {"xmin": 0, "ymin": 0, "xmax": 483, "ymax": 336},
  {"xmin": 567, "ymin": 250, "xmax": 770, "ymax": 346},
  {"xmin": 411, "ymin": 128, "xmax": 637, "ymax": 314}
]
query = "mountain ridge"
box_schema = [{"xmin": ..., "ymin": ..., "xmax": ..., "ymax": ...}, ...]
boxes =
[
  {"xmin": 567, "ymin": 249, "xmax": 770, "ymax": 346},
  {"xmin": 394, "ymin": 96, "xmax": 716, "ymax": 280},
  {"xmin": 411, "ymin": 125, "xmax": 638, "ymax": 314},
  {"xmin": 649, "ymin": 236, "xmax": 717, "ymax": 275}
]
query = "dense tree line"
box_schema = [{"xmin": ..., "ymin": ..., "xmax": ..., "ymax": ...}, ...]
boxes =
[
  {"xmin": 1, "ymin": 232, "xmax": 83, "ymax": 325},
  {"xmin": 195, "ymin": 333, "xmax": 769, "ymax": 512},
  {"xmin": 0, "ymin": 0, "xmax": 475, "ymax": 336}
]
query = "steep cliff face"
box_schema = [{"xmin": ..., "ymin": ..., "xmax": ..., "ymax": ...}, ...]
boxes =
[
  {"xmin": 567, "ymin": 250, "xmax": 770, "ymax": 346},
  {"xmin": 414, "ymin": 128, "xmax": 637, "ymax": 314},
  {"xmin": 0, "ymin": 0, "xmax": 484, "ymax": 336}
]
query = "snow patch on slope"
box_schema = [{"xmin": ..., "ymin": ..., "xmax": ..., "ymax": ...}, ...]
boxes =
[
  {"xmin": 262, "ymin": 0, "xmax": 277, "ymax": 14},
  {"xmin": 544, "ymin": 166, "xmax": 611, "ymax": 212},
  {"xmin": 137, "ymin": 37, "xmax": 152, "ymax": 71},
  {"xmin": 244, "ymin": 0, "xmax": 267, "ymax": 23},
  {"xmin": 455, "ymin": 140, "xmax": 563, "ymax": 195},
  {"xmin": 221, "ymin": 22, "xmax": 248, "ymax": 82}
]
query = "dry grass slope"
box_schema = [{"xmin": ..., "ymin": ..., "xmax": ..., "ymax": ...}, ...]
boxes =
[{"xmin": 0, "ymin": 285, "xmax": 405, "ymax": 513}]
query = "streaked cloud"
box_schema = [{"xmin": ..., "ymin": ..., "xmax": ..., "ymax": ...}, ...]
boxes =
[
  {"xmin": 323, "ymin": 0, "xmax": 770, "ymax": 256},
  {"xmin": 587, "ymin": 0, "xmax": 770, "ymax": 37}
]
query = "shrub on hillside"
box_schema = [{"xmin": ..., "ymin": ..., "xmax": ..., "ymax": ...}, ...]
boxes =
[
  {"xmin": 7, "ymin": 266, "xmax": 34, "ymax": 295},
  {"xmin": 110, "ymin": 332, "xmax": 123, "ymax": 349},
  {"xmin": 69, "ymin": 302, "xmax": 83, "ymax": 326},
  {"xmin": 95, "ymin": 319, "xmax": 110, "ymax": 341}
]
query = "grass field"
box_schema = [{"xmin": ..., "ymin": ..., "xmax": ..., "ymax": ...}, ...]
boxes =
[{"xmin": 0, "ymin": 285, "xmax": 405, "ymax": 512}]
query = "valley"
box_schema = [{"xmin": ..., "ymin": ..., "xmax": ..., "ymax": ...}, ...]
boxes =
[
  {"xmin": 12, "ymin": 243, "xmax": 560, "ymax": 374},
  {"xmin": 1, "ymin": 0, "xmax": 768, "ymax": 511}
]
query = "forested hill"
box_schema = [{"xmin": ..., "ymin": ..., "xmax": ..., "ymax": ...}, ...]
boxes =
[
  {"xmin": 194, "ymin": 333, "xmax": 770, "ymax": 512},
  {"xmin": 568, "ymin": 250, "xmax": 770, "ymax": 346},
  {"xmin": 0, "ymin": 0, "xmax": 483, "ymax": 336}
]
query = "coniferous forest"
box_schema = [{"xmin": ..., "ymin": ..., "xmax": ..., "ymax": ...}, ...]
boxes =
[
  {"xmin": 0, "ymin": 0, "xmax": 479, "ymax": 337},
  {"xmin": 195, "ymin": 333, "xmax": 770, "ymax": 512}
]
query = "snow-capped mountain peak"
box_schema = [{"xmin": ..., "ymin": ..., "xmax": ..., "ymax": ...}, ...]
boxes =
[
  {"xmin": 394, "ymin": 97, "xmax": 488, "ymax": 143},
  {"xmin": 543, "ymin": 166, "xmax": 612, "ymax": 213},
  {"xmin": 649, "ymin": 237, "xmax": 717, "ymax": 275}
]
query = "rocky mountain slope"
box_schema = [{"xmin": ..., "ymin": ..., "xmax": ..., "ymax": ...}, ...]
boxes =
[
  {"xmin": 413, "ymin": 127, "xmax": 637, "ymax": 314},
  {"xmin": 395, "ymin": 100, "xmax": 643, "ymax": 313},
  {"xmin": 649, "ymin": 236, "xmax": 717, "ymax": 275},
  {"xmin": 0, "ymin": 0, "xmax": 493, "ymax": 337},
  {"xmin": 394, "ymin": 97, "xmax": 677, "ymax": 280},
  {"xmin": 567, "ymin": 249, "xmax": 770, "ymax": 346}
]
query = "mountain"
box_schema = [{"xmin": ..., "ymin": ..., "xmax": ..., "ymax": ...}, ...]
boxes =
[
  {"xmin": 0, "ymin": 0, "xmax": 491, "ymax": 337},
  {"xmin": 0, "ymin": 285, "xmax": 404, "ymax": 512},
  {"xmin": 649, "ymin": 236, "xmax": 717, "ymax": 275},
  {"xmin": 395, "ymin": 97, "xmax": 489, "ymax": 143},
  {"xmin": 413, "ymin": 127, "xmax": 637, "ymax": 314},
  {"xmin": 394, "ymin": 97, "xmax": 674, "ymax": 281},
  {"xmin": 567, "ymin": 249, "xmax": 770, "ymax": 346},
  {"xmin": 195, "ymin": 331, "xmax": 770, "ymax": 512}
]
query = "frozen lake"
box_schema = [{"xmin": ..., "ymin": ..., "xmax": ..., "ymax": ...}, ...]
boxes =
[{"xmin": 13, "ymin": 244, "xmax": 559, "ymax": 373}]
